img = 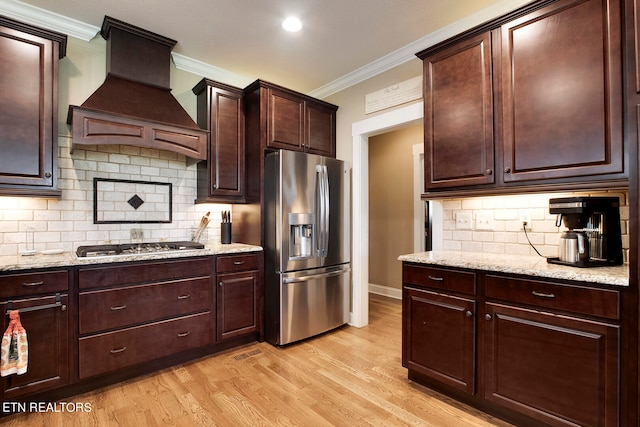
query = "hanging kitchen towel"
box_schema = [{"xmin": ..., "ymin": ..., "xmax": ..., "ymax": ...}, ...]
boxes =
[{"xmin": 1, "ymin": 310, "xmax": 28, "ymax": 376}]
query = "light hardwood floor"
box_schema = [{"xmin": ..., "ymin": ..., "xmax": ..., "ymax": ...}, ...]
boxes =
[{"xmin": 2, "ymin": 294, "xmax": 513, "ymax": 426}]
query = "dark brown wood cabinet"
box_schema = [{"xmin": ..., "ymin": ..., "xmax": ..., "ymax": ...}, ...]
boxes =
[
  {"xmin": 402, "ymin": 265, "xmax": 477, "ymax": 394},
  {"xmin": 193, "ymin": 79, "xmax": 246, "ymax": 203},
  {"xmin": 403, "ymin": 287, "xmax": 476, "ymax": 394},
  {"xmin": 417, "ymin": 0, "xmax": 626, "ymax": 196},
  {"xmin": 245, "ymin": 80, "xmax": 338, "ymax": 158},
  {"xmin": 77, "ymin": 258, "xmax": 214, "ymax": 379},
  {"xmin": 402, "ymin": 262, "xmax": 623, "ymax": 427},
  {"xmin": 500, "ymin": 0, "xmax": 623, "ymax": 183},
  {"xmin": 0, "ymin": 16, "xmax": 66, "ymax": 197},
  {"xmin": 422, "ymin": 31, "xmax": 495, "ymax": 189},
  {"xmin": 484, "ymin": 303, "xmax": 619, "ymax": 427},
  {"xmin": 0, "ymin": 270, "xmax": 70, "ymax": 399},
  {"xmin": 215, "ymin": 253, "xmax": 262, "ymax": 341}
]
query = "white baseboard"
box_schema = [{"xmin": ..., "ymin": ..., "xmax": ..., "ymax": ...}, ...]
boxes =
[{"xmin": 368, "ymin": 283, "xmax": 402, "ymax": 300}]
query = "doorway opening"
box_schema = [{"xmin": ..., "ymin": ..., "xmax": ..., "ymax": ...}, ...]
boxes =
[{"xmin": 350, "ymin": 102, "xmax": 423, "ymax": 327}]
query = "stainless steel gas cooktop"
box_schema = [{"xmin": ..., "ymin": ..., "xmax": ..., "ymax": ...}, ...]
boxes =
[{"xmin": 76, "ymin": 241, "xmax": 205, "ymax": 257}]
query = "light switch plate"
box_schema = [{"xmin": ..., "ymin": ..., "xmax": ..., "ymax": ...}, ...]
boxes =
[
  {"xmin": 455, "ymin": 212, "xmax": 472, "ymax": 229},
  {"xmin": 476, "ymin": 212, "xmax": 493, "ymax": 230}
]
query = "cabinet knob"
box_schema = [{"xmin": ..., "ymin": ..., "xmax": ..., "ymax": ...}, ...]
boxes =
[
  {"xmin": 485, "ymin": 169, "xmax": 493, "ymax": 176},
  {"xmin": 465, "ymin": 310, "xmax": 473, "ymax": 317},
  {"xmin": 503, "ymin": 167, "xmax": 511, "ymax": 173},
  {"xmin": 219, "ymin": 282, "xmax": 224, "ymax": 287},
  {"xmin": 485, "ymin": 314, "xmax": 492, "ymax": 321},
  {"xmin": 45, "ymin": 172, "xmax": 52, "ymax": 178}
]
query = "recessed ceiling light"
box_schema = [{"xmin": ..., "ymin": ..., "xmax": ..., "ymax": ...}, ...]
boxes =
[{"xmin": 282, "ymin": 17, "xmax": 302, "ymax": 32}]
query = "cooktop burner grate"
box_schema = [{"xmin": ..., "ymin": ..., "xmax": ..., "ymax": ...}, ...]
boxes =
[{"xmin": 76, "ymin": 241, "xmax": 205, "ymax": 257}]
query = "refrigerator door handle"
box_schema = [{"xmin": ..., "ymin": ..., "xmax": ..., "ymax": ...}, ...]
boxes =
[
  {"xmin": 315, "ymin": 164, "xmax": 329, "ymax": 257},
  {"xmin": 283, "ymin": 267, "xmax": 351, "ymax": 284}
]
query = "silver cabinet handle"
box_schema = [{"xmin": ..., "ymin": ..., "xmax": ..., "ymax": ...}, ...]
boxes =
[
  {"xmin": 110, "ymin": 305, "xmax": 127, "ymax": 311},
  {"xmin": 532, "ymin": 291, "xmax": 555, "ymax": 299},
  {"xmin": 485, "ymin": 314, "xmax": 492, "ymax": 321},
  {"xmin": 465, "ymin": 311, "xmax": 473, "ymax": 317},
  {"xmin": 110, "ymin": 346, "xmax": 127, "ymax": 354},
  {"xmin": 177, "ymin": 331, "xmax": 191, "ymax": 338},
  {"xmin": 233, "ymin": 261, "xmax": 245, "ymax": 265},
  {"xmin": 177, "ymin": 294, "xmax": 191, "ymax": 300},
  {"xmin": 427, "ymin": 275, "xmax": 444, "ymax": 282},
  {"xmin": 22, "ymin": 281, "xmax": 44, "ymax": 287}
]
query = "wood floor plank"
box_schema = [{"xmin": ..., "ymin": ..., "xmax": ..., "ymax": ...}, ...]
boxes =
[{"xmin": 1, "ymin": 294, "xmax": 513, "ymax": 426}]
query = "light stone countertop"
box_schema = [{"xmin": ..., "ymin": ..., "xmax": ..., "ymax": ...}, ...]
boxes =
[
  {"xmin": 0, "ymin": 243, "xmax": 262, "ymax": 273},
  {"xmin": 398, "ymin": 251, "xmax": 629, "ymax": 287}
]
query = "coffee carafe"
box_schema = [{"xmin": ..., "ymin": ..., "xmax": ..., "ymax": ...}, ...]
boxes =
[{"xmin": 548, "ymin": 197, "xmax": 622, "ymax": 267}]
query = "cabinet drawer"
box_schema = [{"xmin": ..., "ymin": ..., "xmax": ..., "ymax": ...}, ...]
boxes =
[
  {"xmin": 485, "ymin": 274, "xmax": 620, "ymax": 320},
  {"xmin": 403, "ymin": 264, "xmax": 475, "ymax": 295},
  {"xmin": 216, "ymin": 253, "xmax": 260, "ymax": 273},
  {"xmin": 78, "ymin": 312, "xmax": 212, "ymax": 379},
  {"xmin": 79, "ymin": 277, "xmax": 212, "ymax": 335},
  {"xmin": 78, "ymin": 258, "xmax": 211, "ymax": 290},
  {"xmin": 0, "ymin": 270, "xmax": 68, "ymax": 298}
]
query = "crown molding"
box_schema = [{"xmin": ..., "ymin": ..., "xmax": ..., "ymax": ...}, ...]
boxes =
[
  {"xmin": 171, "ymin": 53, "xmax": 254, "ymax": 89},
  {"xmin": 308, "ymin": 0, "xmax": 534, "ymax": 99},
  {"xmin": 0, "ymin": 0, "xmax": 534, "ymax": 98},
  {"xmin": 0, "ymin": 0, "xmax": 98, "ymax": 40}
]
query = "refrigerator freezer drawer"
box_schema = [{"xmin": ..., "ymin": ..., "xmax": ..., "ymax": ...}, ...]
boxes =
[{"xmin": 276, "ymin": 266, "xmax": 350, "ymax": 345}]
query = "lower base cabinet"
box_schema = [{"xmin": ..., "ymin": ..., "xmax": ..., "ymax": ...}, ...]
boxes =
[
  {"xmin": 402, "ymin": 262, "xmax": 622, "ymax": 427},
  {"xmin": 216, "ymin": 253, "xmax": 262, "ymax": 341},
  {"xmin": 403, "ymin": 287, "xmax": 475, "ymax": 394},
  {"xmin": 0, "ymin": 270, "xmax": 70, "ymax": 400},
  {"xmin": 79, "ymin": 312, "xmax": 212, "ymax": 378},
  {"xmin": 484, "ymin": 303, "xmax": 619, "ymax": 427}
]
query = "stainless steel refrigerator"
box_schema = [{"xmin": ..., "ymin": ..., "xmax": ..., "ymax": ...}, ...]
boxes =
[{"xmin": 264, "ymin": 150, "xmax": 350, "ymax": 346}]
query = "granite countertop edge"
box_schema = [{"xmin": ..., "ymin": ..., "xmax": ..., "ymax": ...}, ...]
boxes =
[
  {"xmin": 398, "ymin": 251, "xmax": 629, "ymax": 287},
  {"xmin": 0, "ymin": 243, "xmax": 263, "ymax": 272}
]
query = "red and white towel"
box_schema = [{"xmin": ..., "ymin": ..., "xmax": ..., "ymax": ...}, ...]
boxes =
[{"xmin": 1, "ymin": 310, "xmax": 28, "ymax": 376}]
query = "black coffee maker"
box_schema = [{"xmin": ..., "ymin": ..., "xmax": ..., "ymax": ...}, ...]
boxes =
[{"xmin": 548, "ymin": 197, "xmax": 623, "ymax": 267}]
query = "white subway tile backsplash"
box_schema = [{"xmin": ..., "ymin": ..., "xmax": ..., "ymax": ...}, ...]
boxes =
[
  {"xmin": 439, "ymin": 191, "xmax": 630, "ymax": 262},
  {"xmin": 0, "ymin": 136, "xmax": 231, "ymax": 254}
]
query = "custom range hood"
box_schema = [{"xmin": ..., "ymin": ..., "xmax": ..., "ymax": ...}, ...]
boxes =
[{"xmin": 68, "ymin": 16, "xmax": 207, "ymax": 162}]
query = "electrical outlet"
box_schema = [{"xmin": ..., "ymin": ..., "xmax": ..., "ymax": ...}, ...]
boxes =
[
  {"xmin": 455, "ymin": 212, "xmax": 472, "ymax": 229},
  {"xmin": 476, "ymin": 212, "xmax": 493, "ymax": 230},
  {"xmin": 130, "ymin": 228, "xmax": 144, "ymax": 241},
  {"xmin": 520, "ymin": 212, "xmax": 531, "ymax": 224}
]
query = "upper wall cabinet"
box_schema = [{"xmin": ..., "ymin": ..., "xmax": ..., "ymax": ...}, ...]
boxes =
[
  {"xmin": 193, "ymin": 79, "xmax": 245, "ymax": 203},
  {"xmin": 417, "ymin": 0, "xmax": 625, "ymax": 196},
  {"xmin": 0, "ymin": 16, "xmax": 66, "ymax": 197},
  {"xmin": 245, "ymin": 80, "xmax": 338, "ymax": 158}
]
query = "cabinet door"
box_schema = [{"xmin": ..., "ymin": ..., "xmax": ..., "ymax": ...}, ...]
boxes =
[
  {"xmin": 1, "ymin": 294, "xmax": 69, "ymax": 399},
  {"xmin": 423, "ymin": 31, "xmax": 495, "ymax": 189},
  {"xmin": 501, "ymin": 0, "xmax": 623, "ymax": 182},
  {"xmin": 216, "ymin": 271, "xmax": 258, "ymax": 341},
  {"xmin": 402, "ymin": 286, "xmax": 476, "ymax": 394},
  {"xmin": 483, "ymin": 303, "xmax": 619, "ymax": 427},
  {"xmin": 267, "ymin": 88, "xmax": 304, "ymax": 151},
  {"xmin": 305, "ymin": 101, "xmax": 336, "ymax": 157},
  {"xmin": 208, "ymin": 86, "xmax": 245, "ymax": 200},
  {"xmin": 0, "ymin": 20, "xmax": 61, "ymax": 193}
]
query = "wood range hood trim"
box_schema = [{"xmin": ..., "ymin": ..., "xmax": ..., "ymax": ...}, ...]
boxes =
[{"xmin": 67, "ymin": 16, "xmax": 207, "ymax": 162}]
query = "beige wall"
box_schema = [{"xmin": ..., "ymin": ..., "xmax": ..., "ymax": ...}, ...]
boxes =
[{"xmin": 368, "ymin": 125, "xmax": 422, "ymax": 290}]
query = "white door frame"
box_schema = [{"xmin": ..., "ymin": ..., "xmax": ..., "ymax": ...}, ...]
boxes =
[{"xmin": 350, "ymin": 102, "xmax": 423, "ymax": 327}]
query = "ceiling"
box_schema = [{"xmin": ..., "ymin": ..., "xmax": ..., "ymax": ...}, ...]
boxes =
[{"xmin": 1, "ymin": 0, "xmax": 530, "ymax": 97}]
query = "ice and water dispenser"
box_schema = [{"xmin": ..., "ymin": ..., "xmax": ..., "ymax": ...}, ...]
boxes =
[{"xmin": 288, "ymin": 213, "xmax": 314, "ymax": 259}]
